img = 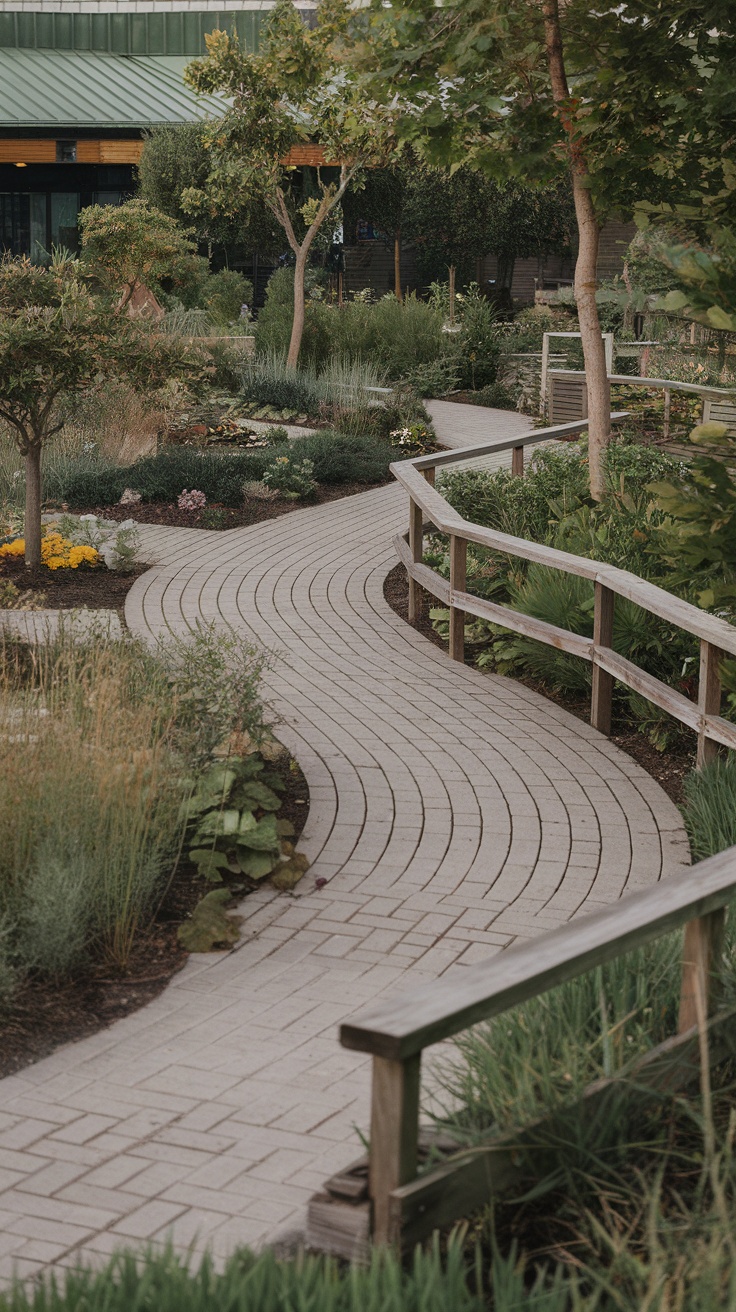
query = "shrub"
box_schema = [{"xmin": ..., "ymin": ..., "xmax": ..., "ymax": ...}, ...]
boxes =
[
  {"xmin": 241, "ymin": 352, "xmax": 321, "ymax": 415},
  {"xmin": 288, "ymin": 431, "xmax": 394, "ymax": 485},
  {"xmin": 0, "ymin": 622, "xmax": 271, "ymax": 1002},
  {"xmin": 204, "ymin": 269, "xmax": 254, "ymax": 325},
  {"xmin": 262, "ymin": 455, "xmax": 318, "ymax": 500},
  {"xmin": 455, "ymin": 286, "xmax": 500, "ymax": 390},
  {"xmin": 263, "ymin": 425, "xmax": 289, "ymax": 446},
  {"xmin": 0, "ymin": 633, "xmax": 185, "ymax": 989}
]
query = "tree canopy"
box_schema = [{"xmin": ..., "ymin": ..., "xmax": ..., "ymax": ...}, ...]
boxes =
[
  {"xmin": 349, "ymin": 0, "xmax": 736, "ymax": 497},
  {"xmin": 184, "ymin": 0, "xmax": 397, "ymax": 364}
]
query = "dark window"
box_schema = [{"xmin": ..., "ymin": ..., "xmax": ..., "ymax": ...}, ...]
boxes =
[{"xmin": 56, "ymin": 140, "xmax": 77, "ymax": 164}]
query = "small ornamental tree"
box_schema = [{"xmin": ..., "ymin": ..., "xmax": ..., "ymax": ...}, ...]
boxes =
[
  {"xmin": 0, "ymin": 254, "xmax": 204, "ymax": 567},
  {"xmin": 184, "ymin": 0, "xmax": 396, "ymax": 366},
  {"xmin": 78, "ymin": 198, "xmax": 202, "ymax": 310},
  {"xmin": 138, "ymin": 123, "xmax": 284, "ymax": 262},
  {"xmin": 351, "ymin": 0, "xmax": 736, "ymax": 500}
]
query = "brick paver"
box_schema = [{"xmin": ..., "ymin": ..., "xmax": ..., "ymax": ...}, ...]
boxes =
[{"xmin": 0, "ymin": 406, "xmax": 690, "ymax": 1282}]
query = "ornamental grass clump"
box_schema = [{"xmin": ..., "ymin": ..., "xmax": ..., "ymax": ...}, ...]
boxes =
[{"xmin": 0, "ymin": 633, "xmax": 185, "ymax": 996}]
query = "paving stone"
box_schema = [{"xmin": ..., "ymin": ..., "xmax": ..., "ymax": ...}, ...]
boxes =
[{"xmin": 0, "ymin": 404, "xmax": 690, "ymax": 1284}]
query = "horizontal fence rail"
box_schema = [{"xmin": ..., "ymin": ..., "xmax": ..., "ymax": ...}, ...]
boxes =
[
  {"xmin": 390, "ymin": 419, "xmax": 736, "ymax": 765},
  {"xmin": 547, "ymin": 368, "xmax": 736, "ymax": 437},
  {"xmin": 323, "ymin": 415, "xmax": 736, "ymax": 1252}
]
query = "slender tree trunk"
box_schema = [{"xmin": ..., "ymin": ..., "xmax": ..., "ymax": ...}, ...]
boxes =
[
  {"xmin": 394, "ymin": 231, "xmax": 402, "ymax": 300},
  {"xmin": 24, "ymin": 443, "xmax": 42, "ymax": 568},
  {"xmin": 287, "ymin": 249, "xmax": 308, "ymax": 369},
  {"xmin": 543, "ymin": 0, "xmax": 610, "ymax": 501},
  {"xmin": 448, "ymin": 264, "xmax": 456, "ymax": 325}
]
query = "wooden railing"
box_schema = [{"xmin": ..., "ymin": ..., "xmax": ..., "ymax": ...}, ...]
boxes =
[
  {"xmin": 393, "ymin": 418, "xmax": 736, "ymax": 766},
  {"xmin": 547, "ymin": 368, "xmax": 736, "ymax": 437},
  {"xmin": 329, "ymin": 418, "xmax": 736, "ymax": 1251}
]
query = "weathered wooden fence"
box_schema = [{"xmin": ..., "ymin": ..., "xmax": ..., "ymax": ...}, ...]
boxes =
[
  {"xmin": 548, "ymin": 368, "xmax": 736, "ymax": 438},
  {"xmin": 306, "ymin": 418, "xmax": 736, "ymax": 1257}
]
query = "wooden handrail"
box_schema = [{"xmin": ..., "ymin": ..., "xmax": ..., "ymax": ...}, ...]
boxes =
[
  {"xmin": 390, "ymin": 456, "xmax": 736, "ymax": 661},
  {"xmin": 340, "ymin": 845, "xmax": 736, "ymax": 1061},
  {"xmin": 548, "ymin": 368, "xmax": 736, "ymax": 399},
  {"xmin": 323, "ymin": 414, "xmax": 736, "ymax": 1251}
]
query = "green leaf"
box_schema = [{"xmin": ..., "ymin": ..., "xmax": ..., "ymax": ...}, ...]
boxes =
[
  {"xmin": 188, "ymin": 848, "xmax": 231, "ymax": 882},
  {"xmin": 236, "ymin": 848, "xmax": 277, "ymax": 880},
  {"xmin": 706, "ymin": 306, "xmax": 736, "ymax": 331},
  {"xmin": 239, "ymin": 781, "xmax": 282, "ymax": 811},
  {"xmin": 236, "ymin": 814, "xmax": 280, "ymax": 851},
  {"xmin": 177, "ymin": 889, "xmax": 242, "ymax": 952},
  {"xmin": 193, "ymin": 808, "xmax": 241, "ymax": 839},
  {"xmin": 276, "ymin": 818, "xmax": 295, "ymax": 837},
  {"xmin": 238, "ymin": 808, "xmax": 258, "ymax": 837}
]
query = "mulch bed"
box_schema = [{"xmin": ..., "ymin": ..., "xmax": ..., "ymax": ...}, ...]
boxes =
[
  {"xmin": 0, "ymin": 752, "xmax": 311, "ymax": 1080},
  {"xmin": 1, "ymin": 558, "xmax": 148, "ymax": 613},
  {"xmin": 383, "ymin": 562, "xmax": 693, "ymax": 809},
  {"xmin": 77, "ymin": 479, "xmax": 389, "ymax": 532}
]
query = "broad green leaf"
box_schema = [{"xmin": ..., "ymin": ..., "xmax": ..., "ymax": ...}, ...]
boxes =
[
  {"xmin": 237, "ymin": 848, "xmax": 277, "ymax": 880},
  {"xmin": 240, "ymin": 781, "xmax": 282, "ymax": 811},
  {"xmin": 236, "ymin": 814, "xmax": 280, "ymax": 851},
  {"xmin": 238, "ymin": 808, "xmax": 258, "ymax": 837},
  {"xmin": 194, "ymin": 808, "xmax": 241, "ymax": 839},
  {"xmin": 188, "ymin": 848, "xmax": 231, "ymax": 882}
]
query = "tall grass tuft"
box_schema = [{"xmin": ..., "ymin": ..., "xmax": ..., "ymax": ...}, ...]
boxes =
[
  {"xmin": 683, "ymin": 755, "xmax": 736, "ymax": 861},
  {"xmin": 0, "ymin": 630, "xmax": 185, "ymax": 987},
  {"xmin": 0, "ymin": 1237, "xmax": 489, "ymax": 1312}
]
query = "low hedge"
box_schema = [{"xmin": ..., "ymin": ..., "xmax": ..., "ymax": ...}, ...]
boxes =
[{"xmin": 51, "ymin": 433, "xmax": 395, "ymax": 509}]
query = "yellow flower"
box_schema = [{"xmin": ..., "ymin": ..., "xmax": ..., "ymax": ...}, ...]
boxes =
[
  {"xmin": 68, "ymin": 545, "xmax": 99, "ymax": 568},
  {"xmin": 0, "ymin": 539, "xmax": 25, "ymax": 557},
  {"xmin": 45, "ymin": 556, "xmax": 66, "ymax": 570}
]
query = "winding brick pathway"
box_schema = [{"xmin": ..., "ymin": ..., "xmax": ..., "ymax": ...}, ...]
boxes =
[{"xmin": 0, "ymin": 408, "xmax": 689, "ymax": 1283}]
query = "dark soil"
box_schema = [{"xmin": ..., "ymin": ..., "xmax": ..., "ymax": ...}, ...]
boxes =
[
  {"xmin": 0, "ymin": 751, "xmax": 310, "ymax": 1079},
  {"xmin": 1, "ymin": 558, "xmax": 147, "ymax": 614},
  {"xmin": 383, "ymin": 561, "xmax": 693, "ymax": 809},
  {"xmin": 78, "ymin": 480, "xmax": 389, "ymax": 532}
]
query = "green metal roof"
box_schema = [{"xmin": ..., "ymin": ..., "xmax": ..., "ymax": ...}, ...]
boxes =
[
  {"xmin": 0, "ymin": 9, "xmax": 266, "ymax": 56},
  {"xmin": 0, "ymin": 50, "xmax": 227, "ymax": 127}
]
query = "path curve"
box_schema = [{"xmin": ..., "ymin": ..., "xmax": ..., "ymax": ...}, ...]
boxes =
[{"xmin": 0, "ymin": 423, "xmax": 689, "ymax": 1282}]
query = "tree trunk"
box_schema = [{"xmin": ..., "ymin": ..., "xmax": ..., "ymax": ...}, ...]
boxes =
[
  {"xmin": 394, "ymin": 231, "xmax": 402, "ymax": 301},
  {"xmin": 572, "ymin": 181, "xmax": 609, "ymax": 501},
  {"xmin": 543, "ymin": 0, "xmax": 610, "ymax": 502},
  {"xmin": 287, "ymin": 250, "xmax": 308, "ymax": 369},
  {"xmin": 448, "ymin": 264, "xmax": 456, "ymax": 325},
  {"xmin": 24, "ymin": 443, "xmax": 42, "ymax": 568}
]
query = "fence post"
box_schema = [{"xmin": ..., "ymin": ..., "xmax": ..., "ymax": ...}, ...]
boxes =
[
  {"xmin": 407, "ymin": 497, "xmax": 423, "ymax": 624},
  {"xmin": 511, "ymin": 445, "xmax": 524, "ymax": 477},
  {"xmin": 678, "ymin": 641, "xmax": 725, "ymax": 1033},
  {"xmin": 590, "ymin": 582, "xmax": 615, "ymax": 735},
  {"xmin": 449, "ymin": 535, "xmax": 467, "ymax": 663},
  {"xmin": 678, "ymin": 910, "xmax": 726, "ymax": 1033},
  {"xmin": 369, "ymin": 1054, "xmax": 421, "ymax": 1247},
  {"xmin": 697, "ymin": 640, "xmax": 721, "ymax": 769},
  {"xmin": 422, "ymin": 466, "xmax": 436, "ymax": 488},
  {"xmin": 663, "ymin": 388, "xmax": 671, "ymax": 440}
]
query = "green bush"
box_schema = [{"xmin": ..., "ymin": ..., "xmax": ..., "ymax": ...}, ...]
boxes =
[
  {"xmin": 456, "ymin": 287, "xmax": 500, "ymax": 390},
  {"xmin": 683, "ymin": 756, "xmax": 736, "ymax": 861},
  {"xmin": 205, "ymin": 269, "xmax": 254, "ymax": 326},
  {"xmin": 254, "ymin": 267, "xmax": 333, "ymax": 369},
  {"xmin": 288, "ymin": 431, "xmax": 394, "ymax": 485},
  {"xmin": 58, "ymin": 432, "xmax": 393, "ymax": 509},
  {"xmin": 263, "ymin": 455, "xmax": 318, "ymax": 499}
]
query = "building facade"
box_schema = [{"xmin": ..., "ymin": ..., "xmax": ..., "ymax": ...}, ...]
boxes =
[{"xmin": 0, "ymin": 1, "xmax": 634, "ymax": 302}]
